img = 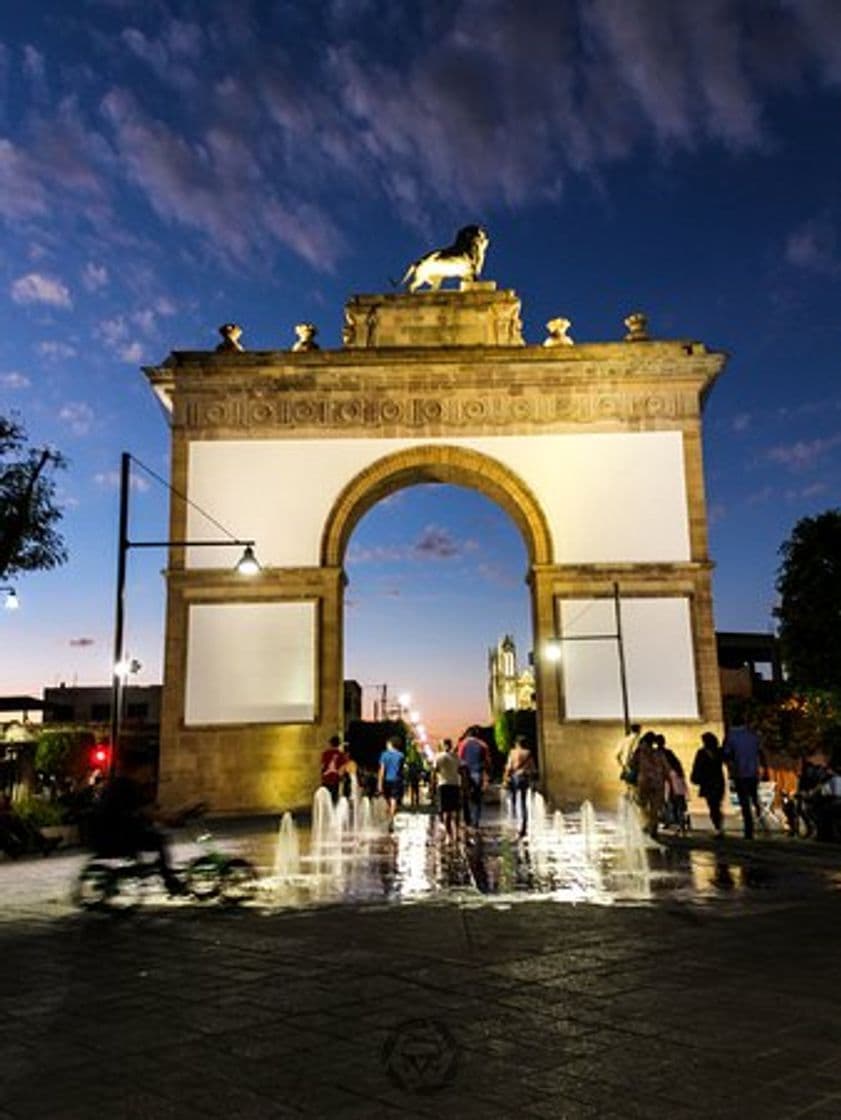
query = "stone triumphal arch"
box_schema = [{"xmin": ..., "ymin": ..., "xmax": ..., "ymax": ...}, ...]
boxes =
[{"xmin": 147, "ymin": 267, "xmax": 726, "ymax": 814}]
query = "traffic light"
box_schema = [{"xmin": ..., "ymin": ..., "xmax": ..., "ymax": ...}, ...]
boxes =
[{"xmin": 90, "ymin": 744, "xmax": 111, "ymax": 770}]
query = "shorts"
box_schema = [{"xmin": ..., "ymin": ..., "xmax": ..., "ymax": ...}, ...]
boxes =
[
  {"xmin": 439, "ymin": 785, "xmax": 460, "ymax": 813},
  {"xmin": 383, "ymin": 780, "xmax": 403, "ymax": 802}
]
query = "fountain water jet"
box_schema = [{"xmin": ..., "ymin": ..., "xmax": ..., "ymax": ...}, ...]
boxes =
[
  {"xmin": 273, "ymin": 812, "xmax": 301, "ymax": 881},
  {"xmin": 613, "ymin": 795, "xmax": 651, "ymax": 899},
  {"xmin": 527, "ymin": 790, "xmax": 547, "ymax": 839},
  {"xmin": 580, "ymin": 800, "xmax": 598, "ymax": 862}
]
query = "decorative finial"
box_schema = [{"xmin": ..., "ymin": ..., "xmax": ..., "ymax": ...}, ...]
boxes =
[
  {"xmin": 400, "ymin": 225, "xmax": 489, "ymax": 292},
  {"xmin": 216, "ymin": 323, "xmax": 244, "ymax": 352},
  {"xmin": 623, "ymin": 312, "xmax": 649, "ymax": 342},
  {"xmin": 292, "ymin": 323, "xmax": 319, "ymax": 352},
  {"xmin": 342, "ymin": 309, "xmax": 356, "ymax": 347},
  {"xmin": 543, "ymin": 317, "xmax": 574, "ymax": 347}
]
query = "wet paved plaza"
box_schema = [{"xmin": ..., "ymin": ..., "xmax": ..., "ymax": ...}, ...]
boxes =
[{"xmin": 2, "ymin": 802, "xmax": 841, "ymax": 1118}]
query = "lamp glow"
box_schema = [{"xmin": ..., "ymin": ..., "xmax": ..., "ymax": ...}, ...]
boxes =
[
  {"xmin": 235, "ymin": 544, "xmax": 260, "ymax": 575},
  {"xmin": 545, "ymin": 640, "xmax": 562, "ymax": 663}
]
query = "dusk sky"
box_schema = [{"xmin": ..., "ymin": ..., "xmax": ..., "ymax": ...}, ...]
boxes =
[{"xmin": 2, "ymin": 1, "xmax": 841, "ymax": 737}]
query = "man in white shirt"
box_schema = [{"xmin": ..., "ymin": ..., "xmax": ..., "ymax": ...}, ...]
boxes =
[{"xmin": 433, "ymin": 739, "xmax": 461, "ymax": 840}]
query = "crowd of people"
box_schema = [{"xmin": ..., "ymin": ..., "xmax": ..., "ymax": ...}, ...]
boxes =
[
  {"xmin": 5, "ymin": 713, "xmax": 841, "ymax": 882},
  {"xmin": 319, "ymin": 727, "xmax": 537, "ymax": 839},
  {"xmin": 618, "ymin": 709, "xmax": 841, "ymax": 843},
  {"xmin": 617, "ymin": 725, "xmax": 691, "ymax": 839}
]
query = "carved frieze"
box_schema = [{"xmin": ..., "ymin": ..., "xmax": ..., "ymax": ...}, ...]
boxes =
[{"xmin": 177, "ymin": 386, "xmax": 695, "ymax": 431}]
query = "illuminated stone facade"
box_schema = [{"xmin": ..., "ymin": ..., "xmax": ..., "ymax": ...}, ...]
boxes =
[
  {"xmin": 147, "ymin": 281, "xmax": 725, "ymax": 812},
  {"xmin": 488, "ymin": 636, "xmax": 536, "ymax": 718}
]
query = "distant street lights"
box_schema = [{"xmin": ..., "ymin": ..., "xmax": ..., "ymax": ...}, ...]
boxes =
[
  {"xmin": 110, "ymin": 451, "xmax": 260, "ymax": 772},
  {"xmin": 1, "ymin": 586, "xmax": 18, "ymax": 610}
]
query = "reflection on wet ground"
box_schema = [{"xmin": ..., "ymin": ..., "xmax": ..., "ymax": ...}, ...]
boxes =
[{"xmin": 194, "ymin": 794, "xmax": 841, "ymax": 912}]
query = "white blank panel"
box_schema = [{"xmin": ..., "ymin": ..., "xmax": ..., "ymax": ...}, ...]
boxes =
[
  {"xmin": 559, "ymin": 597, "xmax": 698, "ymax": 720},
  {"xmin": 185, "ymin": 602, "xmax": 315, "ymax": 725},
  {"xmin": 187, "ymin": 432, "xmax": 690, "ymax": 569}
]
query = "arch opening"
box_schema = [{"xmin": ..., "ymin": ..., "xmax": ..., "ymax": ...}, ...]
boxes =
[
  {"xmin": 321, "ymin": 445, "xmax": 553, "ymax": 570},
  {"xmin": 343, "ymin": 480, "xmax": 536, "ymax": 741}
]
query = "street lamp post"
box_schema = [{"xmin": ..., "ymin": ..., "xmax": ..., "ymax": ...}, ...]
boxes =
[
  {"xmin": 109, "ymin": 451, "xmax": 260, "ymax": 773},
  {"xmin": 1, "ymin": 586, "xmax": 19, "ymax": 610}
]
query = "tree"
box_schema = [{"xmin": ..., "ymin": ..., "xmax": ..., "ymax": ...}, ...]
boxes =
[
  {"xmin": 0, "ymin": 414, "xmax": 67, "ymax": 580},
  {"xmin": 35, "ymin": 726, "xmax": 95, "ymax": 782},
  {"xmin": 775, "ymin": 510, "xmax": 841, "ymax": 690}
]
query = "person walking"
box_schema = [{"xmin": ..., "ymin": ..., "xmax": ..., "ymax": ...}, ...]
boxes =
[
  {"xmin": 503, "ymin": 734, "xmax": 536, "ymax": 838},
  {"xmin": 378, "ymin": 736, "xmax": 405, "ymax": 832},
  {"xmin": 723, "ymin": 710, "xmax": 763, "ymax": 839},
  {"xmin": 691, "ymin": 732, "xmax": 726, "ymax": 836},
  {"xmin": 433, "ymin": 739, "xmax": 461, "ymax": 840},
  {"xmin": 630, "ymin": 731, "xmax": 671, "ymax": 838},
  {"xmin": 406, "ymin": 750, "xmax": 423, "ymax": 809},
  {"xmin": 659, "ymin": 735, "xmax": 690, "ymax": 833},
  {"xmin": 458, "ymin": 727, "xmax": 490, "ymax": 830},
  {"xmin": 320, "ymin": 734, "xmax": 346, "ymax": 805},
  {"xmin": 616, "ymin": 722, "xmax": 642, "ymax": 793}
]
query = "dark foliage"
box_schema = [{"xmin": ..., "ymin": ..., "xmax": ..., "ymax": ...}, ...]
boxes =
[
  {"xmin": 775, "ymin": 510, "xmax": 841, "ymax": 690},
  {"xmin": 0, "ymin": 414, "xmax": 68, "ymax": 580}
]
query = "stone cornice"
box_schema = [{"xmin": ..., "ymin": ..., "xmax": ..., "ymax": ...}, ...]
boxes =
[
  {"xmin": 146, "ymin": 342, "xmax": 725, "ymax": 434},
  {"xmin": 169, "ymin": 384, "xmax": 705, "ymax": 434}
]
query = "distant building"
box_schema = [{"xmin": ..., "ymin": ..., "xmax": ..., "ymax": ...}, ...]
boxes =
[
  {"xmin": 0, "ymin": 695, "xmax": 43, "ymax": 732},
  {"xmin": 43, "ymin": 684, "xmax": 163, "ymax": 727},
  {"xmin": 0, "ymin": 697, "xmax": 44, "ymax": 799},
  {"xmin": 716, "ymin": 632, "xmax": 783, "ymax": 702},
  {"xmin": 343, "ymin": 680, "xmax": 362, "ymax": 726},
  {"xmin": 488, "ymin": 636, "xmax": 536, "ymax": 720}
]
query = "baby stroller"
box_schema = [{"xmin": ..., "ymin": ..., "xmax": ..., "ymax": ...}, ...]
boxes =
[
  {"xmin": 660, "ymin": 792, "xmax": 691, "ymax": 833},
  {"xmin": 662, "ymin": 761, "xmax": 694, "ymax": 833}
]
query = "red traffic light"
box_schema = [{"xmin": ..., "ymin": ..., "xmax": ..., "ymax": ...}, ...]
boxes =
[{"xmin": 91, "ymin": 745, "xmax": 111, "ymax": 768}]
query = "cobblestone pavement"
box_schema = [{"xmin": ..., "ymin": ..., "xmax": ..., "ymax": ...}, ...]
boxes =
[{"xmin": 2, "ymin": 832, "xmax": 841, "ymax": 1119}]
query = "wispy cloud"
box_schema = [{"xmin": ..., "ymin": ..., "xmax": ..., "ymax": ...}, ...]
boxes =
[
  {"xmin": 346, "ymin": 543, "xmax": 404, "ymax": 564},
  {"xmin": 746, "ymin": 486, "xmax": 774, "ymax": 506},
  {"xmin": 411, "ymin": 524, "xmax": 478, "ymax": 560},
  {"xmin": 119, "ymin": 340, "xmax": 144, "ymax": 363},
  {"xmin": 5, "ymin": 1, "xmax": 841, "ymax": 277},
  {"xmin": 477, "ymin": 561, "xmax": 519, "ymax": 587},
  {"xmin": 0, "ymin": 371, "xmax": 30, "ymax": 389},
  {"xmin": 37, "ymin": 340, "xmax": 77, "ymax": 360},
  {"xmin": 0, "ymin": 139, "xmax": 49, "ymax": 219},
  {"xmin": 94, "ymin": 314, "xmax": 145, "ymax": 362},
  {"xmin": 94, "ymin": 469, "xmax": 150, "ymax": 493},
  {"xmin": 10, "ymin": 271, "xmax": 72, "ymax": 308},
  {"xmin": 99, "ymin": 86, "xmax": 344, "ymax": 270},
  {"xmin": 785, "ymin": 218, "xmax": 840, "ymax": 274},
  {"xmin": 81, "ymin": 262, "xmax": 109, "ymax": 292},
  {"xmin": 59, "ymin": 401, "xmax": 94, "ymax": 436},
  {"xmin": 767, "ymin": 434, "xmax": 841, "ymax": 470},
  {"xmin": 784, "ymin": 482, "xmax": 829, "ymax": 502}
]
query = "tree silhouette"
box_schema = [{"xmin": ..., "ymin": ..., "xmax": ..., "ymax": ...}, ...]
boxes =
[
  {"xmin": 0, "ymin": 415, "xmax": 67, "ymax": 581},
  {"xmin": 775, "ymin": 510, "xmax": 841, "ymax": 690}
]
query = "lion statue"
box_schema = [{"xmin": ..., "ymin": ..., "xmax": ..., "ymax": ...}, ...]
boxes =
[{"xmin": 400, "ymin": 225, "xmax": 489, "ymax": 292}]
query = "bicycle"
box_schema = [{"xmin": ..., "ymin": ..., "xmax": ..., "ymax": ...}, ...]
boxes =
[{"xmin": 74, "ymin": 822, "xmax": 258, "ymax": 911}]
